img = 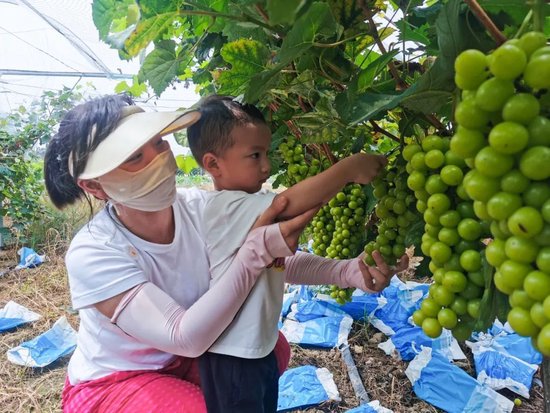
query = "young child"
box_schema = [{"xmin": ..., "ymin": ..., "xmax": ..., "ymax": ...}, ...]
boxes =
[{"xmin": 187, "ymin": 95, "xmax": 387, "ymax": 413}]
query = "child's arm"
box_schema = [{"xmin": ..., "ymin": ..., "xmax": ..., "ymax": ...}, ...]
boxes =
[
  {"xmin": 283, "ymin": 250, "xmax": 409, "ymax": 292},
  {"xmin": 274, "ymin": 153, "xmax": 386, "ymax": 220}
]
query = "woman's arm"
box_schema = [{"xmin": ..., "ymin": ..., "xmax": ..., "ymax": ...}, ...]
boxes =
[
  {"xmin": 101, "ymin": 198, "xmax": 318, "ymax": 357},
  {"xmin": 111, "ymin": 224, "xmax": 289, "ymax": 357},
  {"xmin": 283, "ymin": 250, "xmax": 409, "ymax": 293},
  {"xmin": 274, "ymin": 153, "xmax": 386, "ymax": 220}
]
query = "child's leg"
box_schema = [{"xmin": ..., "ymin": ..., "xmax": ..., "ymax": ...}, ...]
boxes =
[
  {"xmin": 198, "ymin": 351, "xmax": 279, "ymax": 413},
  {"xmin": 62, "ymin": 357, "xmax": 206, "ymax": 413}
]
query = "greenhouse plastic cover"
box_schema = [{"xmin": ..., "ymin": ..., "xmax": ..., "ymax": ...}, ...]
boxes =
[
  {"xmin": 277, "ymin": 365, "xmax": 340, "ymax": 411},
  {"xmin": 7, "ymin": 316, "xmax": 77, "ymax": 367},
  {"xmin": 406, "ymin": 347, "xmax": 514, "ymax": 413},
  {"xmin": 0, "ymin": 300, "xmax": 41, "ymax": 332}
]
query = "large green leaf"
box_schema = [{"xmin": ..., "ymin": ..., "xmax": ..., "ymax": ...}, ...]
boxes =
[
  {"xmin": 93, "ymin": 0, "xmax": 135, "ymax": 39},
  {"xmin": 478, "ymin": 0, "xmax": 533, "ymax": 25},
  {"xmin": 124, "ymin": 13, "xmax": 180, "ymax": 57},
  {"xmin": 139, "ymin": 40, "xmax": 191, "ymax": 95},
  {"xmin": 267, "ymin": 0, "xmax": 305, "ymax": 25},
  {"xmin": 139, "ymin": 0, "xmax": 180, "ymax": 18},
  {"xmin": 217, "ymin": 39, "xmax": 270, "ymax": 95}
]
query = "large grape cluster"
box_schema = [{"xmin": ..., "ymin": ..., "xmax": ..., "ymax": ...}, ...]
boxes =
[
  {"xmin": 404, "ymin": 133, "xmax": 490, "ymax": 341},
  {"xmin": 313, "ymin": 184, "xmax": 368, "ymax": 304},
  {"xmin": 363, "ymin": 161, "xmax": 418, "ymax": 266},
  {"xmin": 450, "ymin": 32, "xmax": 550, "ymax": 355}
]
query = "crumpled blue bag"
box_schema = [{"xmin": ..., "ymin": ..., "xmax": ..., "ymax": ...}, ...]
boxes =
[
  {"xmin": 466, "ymin": 321, "xmax": 542, "ymax": 398},
  {"xmin": 277, "ymin": 365, "xmax": 340, "ymax": 411},
  {"xmin": 337, "ymin": 291, "xmax": 383, "ymax": 321},
  {"xmin": 15, "ymin": 247, "xmax": 45, "ymax": 270},
  {"xmin": 472, "ymin": 346, "xmax": 538, "ymax": 398},
  {"xmin": 282, "ymin": 298, "xmax": 353, "ymax": 348},
  {"xmin": 378, "ymin": 324, "xmax": 466, "ymax": 361},
  {"xmin": 7, "ymin": 316, "xmax": 77, "ymax": 367},
  {"xmin": 363, "ymin": 276, "xmax": 429, "ymax": 336},
  {"xmin": 0, "ymin": 301, "xmax": 41, "ymax": 332},
  {"xmin": 281, "ymin": 315, "xmax": 353, "ymax": 348},
  {"xmin": 406, "ymin": 347, "xmax": 514, "ymax": 413}
]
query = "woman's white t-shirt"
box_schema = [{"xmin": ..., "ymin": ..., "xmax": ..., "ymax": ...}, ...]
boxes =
[{"xmin": 66, "ymin": 188, "xmax": 211, "ymax": 385}]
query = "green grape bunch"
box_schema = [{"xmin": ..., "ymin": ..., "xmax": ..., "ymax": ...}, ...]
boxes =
[
  {"xmin": 363, "ymin": 160, "xmax": 418, "ymax": 267},
  {"xmin": 278, "ymin": 137, "xmax": 325, "ymax": 187},
  {"xmin": 404, "ymin": 133, "xmax": 490, "ymax": 341},
  {"xmin": 413, "ymin": 31, "xmax": 550, "ymax": 355}
]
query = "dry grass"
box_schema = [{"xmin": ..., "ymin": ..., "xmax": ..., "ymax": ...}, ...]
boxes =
[
  {"xmin": 0, "ymin": 250, "xmax": 76, "ymax": 413},
  {"xmin": 0, "ymin": 206, "xmax": 545, "ymax": 413}
]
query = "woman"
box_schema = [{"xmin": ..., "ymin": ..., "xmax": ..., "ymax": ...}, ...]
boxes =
[{"xmin": 44, "ymin": 94, "xmax": 406, "ymax": 412}]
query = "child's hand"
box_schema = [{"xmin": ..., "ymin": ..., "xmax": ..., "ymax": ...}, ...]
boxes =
[{"xmin": 350, "ymin": 153, "xmax": 387, "ymax": 184}]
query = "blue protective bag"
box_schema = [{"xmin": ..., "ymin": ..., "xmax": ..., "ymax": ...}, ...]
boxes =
[
  {"xmin": 473, "ymin": 347, "xmax": 538, "ymax": 398},
  {"xmin": 277, "ymin": 365, "xmax": 340, "ymax": 412},
  {"xmin": 15, "ymin": 247, "xmax": 45, "ymax": 269},
  {"xmin": 378, "ymin": 324, "xmax": 465, "ymax": 361},
  {"xmin": 0, "ymin": 301, "xmax": 41, "ymax": 332},
  {"xmin": 281, "ymin": 315, "xmax": 353, "ymax": 348},
  {"xmin": 7, "ymin": 316, "xmax": 77, "ymax": 367},
  {"xmin": 467, "ymin": 322, "xmax": 542, "ymax": 398},
  {"xmin": 406, "ymin": 347, "xmax": 514, "ymax": 413}
]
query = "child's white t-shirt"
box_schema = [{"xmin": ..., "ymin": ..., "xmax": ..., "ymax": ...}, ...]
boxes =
[
  {"xmin": 65, "ymin": 188, "xmax": 212, "ymax": 385},
  {"xmin": 204, "ymin": 189, "xmax": 284, "ymax": 359}
]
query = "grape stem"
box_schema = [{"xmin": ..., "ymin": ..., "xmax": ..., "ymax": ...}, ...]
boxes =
[{"xmin": 464, "ymin": 0, "xmax": 507, "ymax": 45}]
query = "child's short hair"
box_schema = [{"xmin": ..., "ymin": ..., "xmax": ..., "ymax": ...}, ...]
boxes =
[{"xmin": 187, "ymin": 95, "xmax": 266, "ymax": 167}]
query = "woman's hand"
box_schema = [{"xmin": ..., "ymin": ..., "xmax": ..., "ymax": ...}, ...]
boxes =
[
  {"xmin": 349, "ymin": 250, "xmax": 409, "ymax": 292},
  {"xmin": 253, "ymin": 196, "xmax": 319, "ymax": 252}
]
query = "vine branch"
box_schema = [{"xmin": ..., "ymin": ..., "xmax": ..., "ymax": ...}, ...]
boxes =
[
  {"xmin": 361, "ymin": 10, "xmax": 407, "ymax": 91},
  {"xmin": 464, "ymin": 0, "xmax": 507, "ymax": 45},
  {"xmin": 369, "ymin": 120, "xmax": 400, "ymax": 143}
]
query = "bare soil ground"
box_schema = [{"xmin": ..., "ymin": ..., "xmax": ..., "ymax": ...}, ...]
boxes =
[{"xmin": 0, "ymin": 244, "xmax": 544, "ymax": 413}]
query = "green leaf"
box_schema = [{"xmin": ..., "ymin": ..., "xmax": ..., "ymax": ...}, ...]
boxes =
[
  {"xmin": 404, "ymin": 220, "xmax": 424, "ymax": 249},
  {"xmin": 336, "ymin": 91, "xmax": 400, "ymax": 124},
  {"xmin": 245, "ymin": 2, "xmax": 339, "ymax": 102},
  {"xmin": 357, "ymin": 50, "xmax": 399, "ymax": 91},
  {"xmin": 478, "ymin": 0, "xmax": 532, "ymax": 25},
  {"xmin": 175, "ymin": 154, "xmax": 199, "ymax": 174},
  {"xmin": 221, "ymin": 39, "xmax": 269, "ymax": 71},
  {"xmin": 124, "ymin": 12, "xmax": 180, "ymax": 57},
  {"xmin": 139, "ymin": 0, "xmax": 180, "ymax": 18},
  {"xmin": 395, "ymin": 20, "xmax": 430, "ymax": 45},
  {"xmin": 475, "ymin": 252, "xmax": 510, "ymax": 331},
  {"xmin": 266, "ymin": 0, "xmax": 305, "ymax": 25},
  {"xmin": 217, "ymin": 39, "xmax": 270, "ymax": 95},
  {"xmin": 139, "ymin": 40, "xmax": 190, "ymax": 96},
  {"xmin": 93, "ymin": 0, "xmax": 134, "ymax": 39}
]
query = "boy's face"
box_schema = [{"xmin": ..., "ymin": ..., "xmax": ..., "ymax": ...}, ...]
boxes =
[{"xmin": 214, "ymin": 122, "xmax": 272, "ymax": 193}]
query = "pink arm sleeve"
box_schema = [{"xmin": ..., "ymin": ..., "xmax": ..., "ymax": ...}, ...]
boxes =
[
  {"xmin": 111, "ymin": 224, "xmax": 292, "ymax": 357},
  {"xmin": 283, "ymin": 251, "xmax": 376, "ymax": 292}
]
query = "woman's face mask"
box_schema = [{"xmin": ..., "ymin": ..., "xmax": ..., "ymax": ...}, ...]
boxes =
[{"xmin": 97, "ymin": 150, "xmax": 177, "ymax": 212}]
